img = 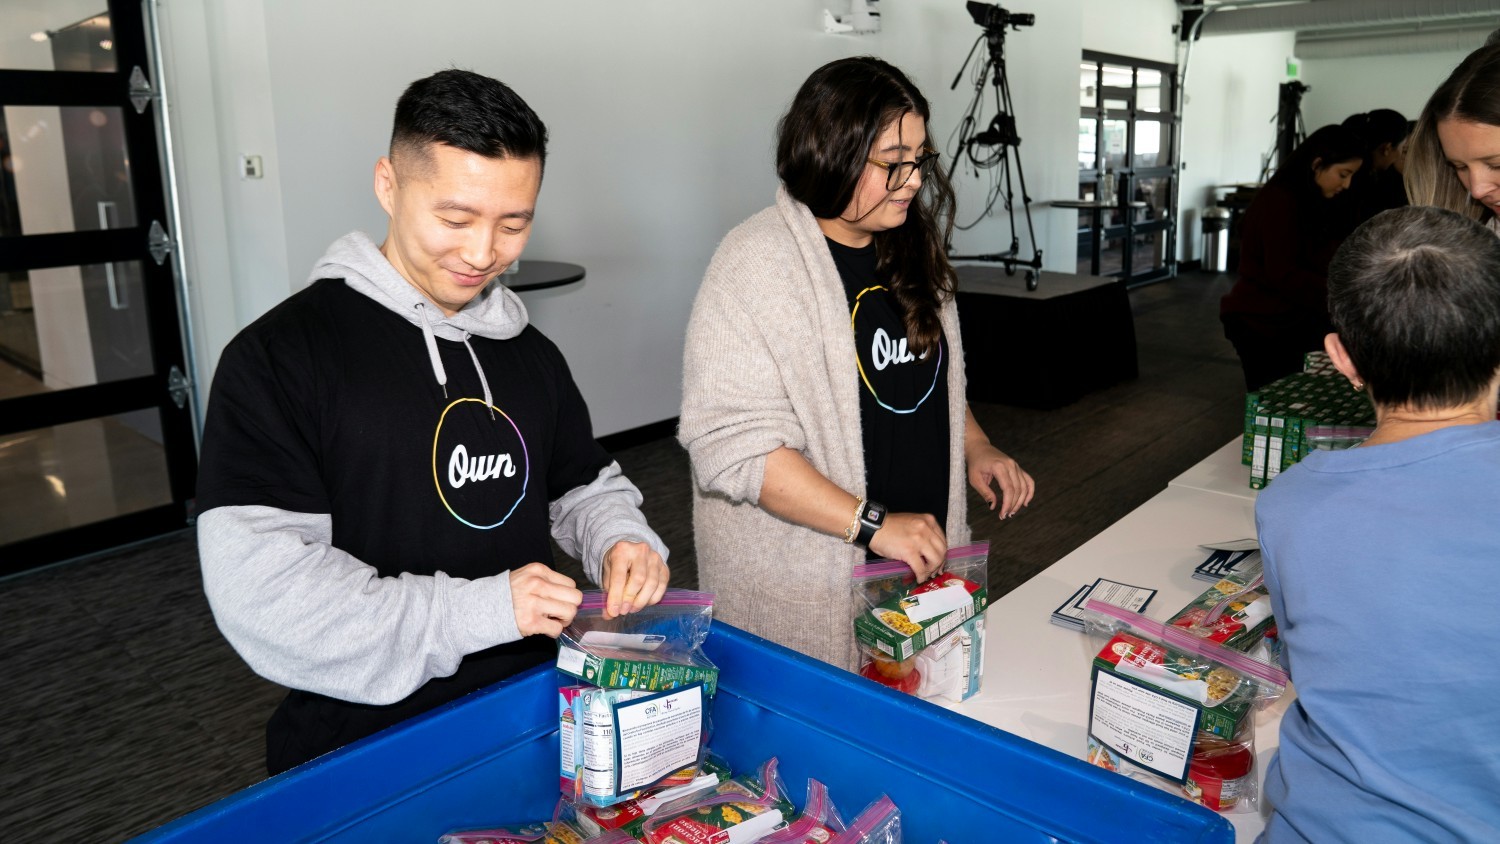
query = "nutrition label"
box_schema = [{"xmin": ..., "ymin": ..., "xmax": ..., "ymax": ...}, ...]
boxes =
[{"xmin": 1090, "ymin": 670, "xmax": 1199, "ymax": 782}]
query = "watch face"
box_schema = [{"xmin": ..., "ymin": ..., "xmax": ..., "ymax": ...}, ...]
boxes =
[{"xmin": 865, "ymin": 502, "xmax": 886, "ymax": 523}]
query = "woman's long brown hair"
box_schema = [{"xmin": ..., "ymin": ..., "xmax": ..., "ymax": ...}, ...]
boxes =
[{"xmin": 776, "ymin": 56, "xmax": 957, "ymax": 357}]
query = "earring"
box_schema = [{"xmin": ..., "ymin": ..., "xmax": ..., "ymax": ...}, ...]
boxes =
[{"xmin": 1352, "ymin": 379, "xmax": 1365, "ymax": 390}]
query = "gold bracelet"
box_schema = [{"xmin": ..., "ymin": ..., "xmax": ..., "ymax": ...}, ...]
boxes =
[{"xmin": 843, "ymin": 495, "xmax": 865, "ymax": 543}]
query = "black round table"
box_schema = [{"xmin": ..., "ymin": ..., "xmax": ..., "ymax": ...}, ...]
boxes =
[{"xmin": 500, "ymin": 260, "xmax": 585, "ymax": 293}]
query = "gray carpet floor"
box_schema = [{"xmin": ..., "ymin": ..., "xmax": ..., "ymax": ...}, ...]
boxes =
[{"xmin": 0, "ymin": 271, "xmax": 1244, "ymax": 841}]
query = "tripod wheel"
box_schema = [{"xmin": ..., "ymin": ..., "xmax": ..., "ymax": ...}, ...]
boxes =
[{"xmin": 1025, "ymin": 271, "xmax": 1038, "ymax": 291}]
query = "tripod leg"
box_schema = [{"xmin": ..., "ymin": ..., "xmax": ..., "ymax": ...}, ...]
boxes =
[{"xmin": 999, "ymin": 61, "xmax": 1044, "ymax": 277}]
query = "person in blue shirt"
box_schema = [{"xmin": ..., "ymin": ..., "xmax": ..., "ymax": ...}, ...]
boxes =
[{"xmin": 1256, "ymin": 205, "xmax": 1500, "ymax": 842}]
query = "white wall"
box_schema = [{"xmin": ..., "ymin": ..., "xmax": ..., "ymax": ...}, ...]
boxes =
[
  {"xmin": 1177, "ymin": 31, "xmax": 1297, "ymax": 263},
  {"xmin": 165, "ymin": 0, "xmax": 1260, "ymax": 436},
  {"xmin": 1081, "ymin": 0, "xmax": 1177, "ymax": 63},
  {"xmin": 1301, "ymin": 50, "xmax": 1470, "ymax": 134}
]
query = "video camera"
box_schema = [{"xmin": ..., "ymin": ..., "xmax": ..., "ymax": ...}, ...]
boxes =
[{"xmin": 966, "ymin": 1, "xmax": 1034, "ymax": 31}]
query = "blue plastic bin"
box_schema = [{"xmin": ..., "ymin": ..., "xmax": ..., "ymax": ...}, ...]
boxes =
[{"xmin": 135, "ymin": 623, "xmax": 1232, "ymax": 843}]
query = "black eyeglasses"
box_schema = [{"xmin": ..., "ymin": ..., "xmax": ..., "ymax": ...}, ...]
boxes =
[{"xmin": 866, "ymin": 150, "xmax": 941, "ymax": 191}]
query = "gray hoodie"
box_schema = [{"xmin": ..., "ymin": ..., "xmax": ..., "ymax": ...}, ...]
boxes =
[{"xmin": 198, "ymin": 232, "xmax": 667, "ymax": 706}]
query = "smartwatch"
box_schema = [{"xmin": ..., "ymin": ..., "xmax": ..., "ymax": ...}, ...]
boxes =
[{"xmin": 854, "ymin": 499, "xmax": 887, "ymax": 547}]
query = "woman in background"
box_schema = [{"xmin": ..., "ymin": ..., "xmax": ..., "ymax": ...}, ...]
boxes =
[
  {"xmin": 1256, "ymin": 206, "xmax": 1500, "ymax": 842},
  {"xmin": 1220, "ymin": 124, "xmax": 1364, "ymax": 390},
  {"xmin": 1340, "ymin": 108, "xmax": 1410, "ymax": 226},
  {"xmin": 678, "ymin": 57, "xmax": 1033, "ymax": 670},
  {"xmin": 1406, "ymin": 43, "xmax": 1500, "ymax": 230}
]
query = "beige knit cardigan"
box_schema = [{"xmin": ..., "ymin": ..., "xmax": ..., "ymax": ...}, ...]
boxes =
[{"xmin": 678, "ymin": 186, "xmax": 972, "ymax": 671}]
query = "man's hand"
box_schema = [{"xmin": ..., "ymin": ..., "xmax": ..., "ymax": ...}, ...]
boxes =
[
  {"xmin": 510, "ymin": 563, "xmax": 583, "ymax": 638},
  {"xmin": 868, "ymin": 512, "xmax": 948, "ymax": 582},
  {"xmin": 967, "ymin": 441, "xmax": 1035, "ymax": 520},
  {"xmin": 601, "ymin": 540, "xmax": 670, "ymax": 619}
]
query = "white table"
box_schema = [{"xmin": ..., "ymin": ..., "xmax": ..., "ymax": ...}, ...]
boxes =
[
  {"xmin": 1167, "ymin": 438, "xmax": 1258, "ymax": 502},
  {"xmin": 946, "ymin": 484, "xmax": 1287, "ymax": 842}
]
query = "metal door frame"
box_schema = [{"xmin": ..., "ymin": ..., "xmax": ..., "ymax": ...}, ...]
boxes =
[{"xmin": 0, "ymin": 0, "xmax": 198, "ymax": 576}]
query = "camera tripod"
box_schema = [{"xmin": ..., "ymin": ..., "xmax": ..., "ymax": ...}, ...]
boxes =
[{"xmin": 945, "ymin": 18, "xmax": 1045, "ymax": 290}]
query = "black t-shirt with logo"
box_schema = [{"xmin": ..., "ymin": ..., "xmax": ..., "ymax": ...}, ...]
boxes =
[
  {"xmin": 196, "ymin": 278, "xmax": 611, "ymax": 770},
  {"xmin": 825, "ymin": 237, "xmax": 950, "ymax": 536}
]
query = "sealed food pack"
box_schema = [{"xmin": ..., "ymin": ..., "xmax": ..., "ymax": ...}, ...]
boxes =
[
  {"xmin": 640, "ymin": 758, "xmax": 793, "ymax": 844},
  {"xmin": 569, "ymin": 754, "xmax": 731, "ymax": 837},
  {"xmin": 1167, "ymin": 563, "xmax": 1274, "ymax": 654},
  {"xmin": 1081, "ymin": 599, "xmax": 1286, "ymax": 812},
  {"xmin": 829, "ymin": 795, "xmax": 900, "ymax": 844},
  {"xmin": 851, "ymin": 543, "xmax": 989, "ymax": 692},
  {"xmin": 558, "ymin": 590, "xmax": 719, "ymax": 695},
  {"xmin": 561, "ymin": 683, "xmax": 710, "ymax": 808},
  {"xmin": 760, "ymin": 778, "xmax": 845, "ymax": 844}
]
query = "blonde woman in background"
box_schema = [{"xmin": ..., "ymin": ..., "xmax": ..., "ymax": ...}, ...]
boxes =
[{"xmin": 1406, "ymin": 43, "xmax": 1500, "ymax": 230}]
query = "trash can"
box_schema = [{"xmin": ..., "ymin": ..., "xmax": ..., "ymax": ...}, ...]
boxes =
[
  {"xmin": 1201, "ymin": 206, "xmax": 1231, "ymax": 273},
  {"xmin": 133, "ymin": 623, "xmax": 1232, "ymax": 843}
]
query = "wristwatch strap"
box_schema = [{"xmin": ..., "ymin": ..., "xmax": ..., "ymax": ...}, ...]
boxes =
[{"xmin": 855, "ymin": 500, "xmax": 884, "ymax": 547}]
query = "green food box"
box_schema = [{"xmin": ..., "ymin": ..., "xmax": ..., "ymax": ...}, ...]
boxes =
[
  {"xmin": 556, "ymin": 640, "xmax": 719, "ymax": 697},
  {"xmin": 1092, "ymin": 632, "xmax": 1252, "ymax": 739},
  {"xmin": 854, "ymin": 572, "xmax": 987, "ymax": 661}
]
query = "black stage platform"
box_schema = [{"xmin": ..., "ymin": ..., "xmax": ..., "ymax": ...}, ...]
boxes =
[{"xmin": 956, "ymin": 266, "xmax": 1138, "ymax": 409}]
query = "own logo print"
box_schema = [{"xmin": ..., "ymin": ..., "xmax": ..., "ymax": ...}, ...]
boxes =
[
  {"xmin": 850, "ymin": 285, "xmax": 942, "ymax": 415},
  {"xmin": 431, "ymin": 397, "xmax": 530, "ymax": 529}
]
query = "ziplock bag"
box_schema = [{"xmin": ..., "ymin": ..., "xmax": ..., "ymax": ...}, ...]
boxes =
[
  {"xmin": 829, "ymin": 795, "xmax": 900, "ymax": 844},
  {"xmin": 568, "ymin": 752, "xmax": 730, "ymax": 837},
  {"xmin": 640, "ymin": 758, "xmax": 792, "ymax": 844},
  {"xmin": 561, "ymin": 683, "xmax": 710, "ymax": 808},
  {"xmin": 851, "ymin": 543, "xmax": 989, "ymax": 694},
  {"xmin": 558, "ymin": 589, "xmax": 718, "ymax": 695},
  {"xmin": 1182, "ymin": 723, "xmax": 1260, "ymax": 814},
  {"xmin": 1167, "ymin": 562, "xmax": 1275, "ymax": 654},
  {"xmin": 1081, "ymin": 599, "xmax": 1287, "ymax": 801},
  {"xmin": 760, "ymin": 777, "xmax": 846, "ymax": 843}
]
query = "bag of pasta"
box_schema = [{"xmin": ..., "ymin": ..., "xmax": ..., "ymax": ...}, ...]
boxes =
[
  {"xmin": 558, "ymin": 589, "xmax": 718, "ymax": 695},
  {"xmin": 1081, "ymin": 599, "xmax": 1286, "ymax": 813},
  {"xmin": 851, "ymin": 543, "xmax": 989, "ymax": 695}
]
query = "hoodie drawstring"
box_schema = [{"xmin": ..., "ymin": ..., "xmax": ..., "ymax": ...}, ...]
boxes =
[
  {"xmin": 416, "ymin": 303, "xmax": 449, "ymax": 399},
  {"xmin": 417, "ymin": 301, "xmax": 496, "ymax": 419},
  {"xmin": 461, "ymin": 333, "xmax": 496, "ymax": 420}
]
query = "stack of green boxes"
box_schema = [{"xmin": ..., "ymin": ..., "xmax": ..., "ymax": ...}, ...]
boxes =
[{"xmin": 1240, "ymin": 352, "xmax": 1376, "ymax": 489}]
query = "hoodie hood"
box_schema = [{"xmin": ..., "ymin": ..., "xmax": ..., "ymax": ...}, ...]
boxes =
[
  {"xmin": 312, "ymin": 231, "xmax": 529, "ymax": 342},
  {"xmin": 312, "ymin": 231, "xmax": 526, "ymax": 410}
]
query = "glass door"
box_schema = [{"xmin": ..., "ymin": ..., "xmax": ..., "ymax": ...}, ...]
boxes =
[
  {"xmin": 0, "ymin": 0, "xmax": 197, "ymax": 576},
  {"xmin": 1078, "ymin": 52, "xmax": 1177, "ymax": 287}
]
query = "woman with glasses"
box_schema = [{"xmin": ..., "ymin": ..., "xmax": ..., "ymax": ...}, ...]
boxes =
[{"xmin": 678, "ymin": 56, "xmax": 1033, "ymax": 670}]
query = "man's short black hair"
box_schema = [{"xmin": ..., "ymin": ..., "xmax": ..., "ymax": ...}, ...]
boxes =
[
  {"xmin": 1329, "ymin": 206, "xmax": 1500, "ymax": 409},
  {"xmin": 390, "ymin": 69, "xmax": 547, "ymax": 172}
]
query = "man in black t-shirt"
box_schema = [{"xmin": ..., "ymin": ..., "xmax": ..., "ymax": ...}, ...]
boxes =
[{"xmin": 196, "ymin": 70, "xmax": 669, "ymax": 774}]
